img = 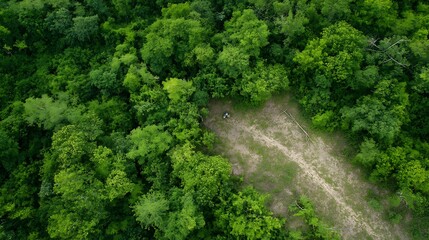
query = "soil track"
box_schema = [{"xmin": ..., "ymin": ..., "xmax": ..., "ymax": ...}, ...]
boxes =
[{"xmin": 204, "ymin": 97, "xmax": 409, "ymax": 240}]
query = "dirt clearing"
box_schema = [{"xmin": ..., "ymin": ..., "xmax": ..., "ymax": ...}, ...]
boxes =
[{"xmin": 204, "ymin": 95, "xmax": 409, "ymax": 240}]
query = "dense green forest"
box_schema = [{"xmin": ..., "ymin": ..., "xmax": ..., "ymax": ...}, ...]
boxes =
[{"xmin": 1, "ymin": 0, "xmax": 428, "ymax": 239}]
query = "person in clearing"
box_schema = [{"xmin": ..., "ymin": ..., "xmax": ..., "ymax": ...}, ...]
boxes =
[{"xmin": 223, "ymin": 112, "xmax": 230, "ymax": 119}]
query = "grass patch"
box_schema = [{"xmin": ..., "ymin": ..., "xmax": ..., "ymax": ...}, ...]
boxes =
[
  {"xmin": 368, "ymin": 198, "xmax": 383, "ymax": 211},
  {"xmin": 206, "ymin": 95, "xmax": 411, "ymax": 239}
]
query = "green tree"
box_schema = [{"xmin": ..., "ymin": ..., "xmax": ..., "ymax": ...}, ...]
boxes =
[
  {"xmin": 221, "ymin": 9, "xmax": 269, "ymax": 57},
  {"xmin": 321, "ymin": 0, "xmax": 352, "ymax": 22},
  {"xmin": 134, "ymin": 191, "xmax": 169, "ymax": 229},
  {"xmin": 112, "ymin": 0, "xmax": 133, "ymax": 17},
  {"xmin": 215, "ymin": 187, "xmax": 284, "ymax": 239},
  {"xmin": 397, "ymin": 160, "xmax": 429, "ymax": 193},
  {"xmin": 141, "ymin": 3, "xmax": 207, "ymax": 76},
  {"xmin": 127, "ymin": 125, "xmax": 173, "ymax": 189},
  {"xmin": 294, "ymin": 21, "xmax": 367, "ymax": 116},
  {"xmin": 353, "ymin": 0, "xmax": 397, "ymax": 35},
  {"xmin": 133, "ymin": 190, "xmax": 205, "ymax": 240},
  {"xmin": 0, "ymin": 130, "xmax": 19, "ymax": 175},
  {"xmin": 341, "ymin": 79, "xmax": 409, "ymax": 145},
  {"xmin": 0, "ymin": 163, "xmax": 40, "ymax": 238},
  {"xmin": 408, "ymin": 67, "xmax": 429, "ymax": 138},
  {"xmin": 88, "ymin": 98, "xmax": 132, "ymax": 133},
  {"xmin": 166, "ymin": 102, "xmax": 202, "ymax": 142},
  {"xmin": 171, "ymin": 143, "xmax": 231, "ymax": 206},
  {"xmin": 216, "ymin": 46, "xmax": 250, "ymax": 79},
  {"xmin": 23, "ymin": 94, "xmax": 68, "ymax": 130},
  {"xmin": 66, "ymin": 15, "xmax": 99, "ymax": 43},
  {"xmin": 44, "ymin": 7, "xmax": 73, "ymax": 37},
  {"xmin": 163, "ymin": 78, "xmax": 195, "ymax": 103},
  {"xmin": 236, "ymin": 62, "xmax": 289, "ymax": 104},
  {"xmin": 40, "ymin": 122, "xmax": 137, "ymax": 239},
  {"xmin": 354, "ymin": 138, "xmax": 382, "ymax": 169},
  {"xmin": 289, "ymin": 196, "xmax": 341, "ymax": 240},
  {"xmin": 273, "ymin": 7, "xmax": 309, "ymax": 46},
  {"xmin": 312, "ymin": 110, "xmax": 336, "ymax": 131},
  {"xmin": 47, "ymin": 166, "xmax": 108, "ymax": 239}
]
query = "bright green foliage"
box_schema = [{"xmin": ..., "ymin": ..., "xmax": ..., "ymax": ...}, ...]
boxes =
[
  {"xmin": 91, "ymin": 146, "xmax": 114, "ymax": 178},
  {"xmin": 166, "ymin": 101, "xmax": 203, "ymax": 142},
  {"xmin": 192, "ymin": 43, "xmax": 215, "ymax": 66},
  {"xmin": 162, "ymin": 194, "xmax": 205, "ymax": 240},
  {"xmin": 133, "ymin": 86, "xmax": 170, "ymax": 126},
  {"xmin": 215, "ymin": 9, "xmax": 269, "ymax": 80},
  {"xmin": 216, "ymin": 46, "xmax": 250, "ymax": 79},
  {"xmin": 163, "ymin": 78, "xmax": 195, "ymax": 103},
  {"xmin": 294, "ymin": 21, "xmax": 367, "ymax": 116},
  {"xmin": 354, "ymin": 139, "xmax": 382, "ymax": 169},
  {"xmin": 274, "ymin": 7, "xmax": 309, "ymax": 45},
  {"xmin": 134, "ymin": 191, "xmax": 169, "ymax": 228},
  {"xmin": 171, "ymin": 143, "xmax": 231, "ymax": 206},
  {"xmin": 48, "ymin": 166, "xmax": 108, "ymax": 239},
  {"xmin": 222, "ymin": 9, "xmax": 269, "ymax": 57},
  {"xmin": 366, "ymin": 145, "xmax": 428, "ymax": 192},
  {"xmin": 50, "ymin": 125, "xmax": 91, "ymax": 166},
  {"xmin": 2, "ymin": 0, "xmax": 429, "ymax": 239},
  {"xmin": 237, "ymin": 62, "xmax": 289, "ymax": 104},
  {"xmin": 123, "ymin": 64, "xmax": 157, "ymax": 93},
  {"xmin": 289, "ymin": 196, "xmax": 341, "ymax": 240},
  {"xmin": 24, "ymin": 94, "xmax": 68, "ymax": 130},
  {"xmin": 141, "ymin": 4, "xmax": 207, "ymax": 76},
  {"xmin": 295, "ymin": 21, "xmax": 366, "ymax": 78},
  {"xmin": 410, "ymin": 29, "xmax": 429, "ymax": 64},
  {"xmin": 134, "ymin": 190, "xmax": 205, "ymax": 240},
  {"xmin": 397, "ymin": 160, "xmax": 429, "ymax": 193},
  {"xmin": 128, "ymin": 125, "xmax": 173, "ymax": 162},
  {"xmin": 41, "ymin": 123, "xmax": 137, "ymax": 239},
  {"xmin": 215, "ymin": 187, "xmax": 284, "ymax": 239},
  {"xmin": 312, "ymin": 110, "xmax": 336, "ymax": 131},
  {"xmin": 128, "ymin": 125, "xmax": 173, "ymax": 189},
  {"xmin": 106, "ymin": 168, "xmax": 135, "ymax": 201}
]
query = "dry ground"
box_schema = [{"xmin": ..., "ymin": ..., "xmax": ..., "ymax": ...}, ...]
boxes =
[{"xmin": 204, "ymin": 95, "xmax": 409, "ymax": 240}]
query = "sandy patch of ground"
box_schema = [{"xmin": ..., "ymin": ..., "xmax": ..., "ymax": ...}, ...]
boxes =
[{"xmin": 204, "ymin": 95, "xmax": 409, "ymax": 240}]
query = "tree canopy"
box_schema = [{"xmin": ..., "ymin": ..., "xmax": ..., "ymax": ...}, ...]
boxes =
[{"xmin": 1, "ymin": 0, "xmax": 429, "ymax": 239}]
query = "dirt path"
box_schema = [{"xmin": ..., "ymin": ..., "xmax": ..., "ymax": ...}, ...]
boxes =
[{"xmin": 204, "ymin": 97, "xmax": 409, "ymax": 240}]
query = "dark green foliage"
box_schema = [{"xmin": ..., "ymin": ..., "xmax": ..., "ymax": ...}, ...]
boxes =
[
  {"xmin": 141, "ymin": 3, "xmax": 208, "ymax": 77},
  {"xmin": 294, "ymin": 21, "xmax": 368, "ymax": 115},
  {"xmin": 341, "ymin": 79, "xmax": 409, "ymax": 145},
  {"xmin": 0, "ymin": 130, "xmax": 19, "ymax": 175},
  {"xmin": 0, "ymin": 162, "xmax": 41, "ymax": 238}
]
